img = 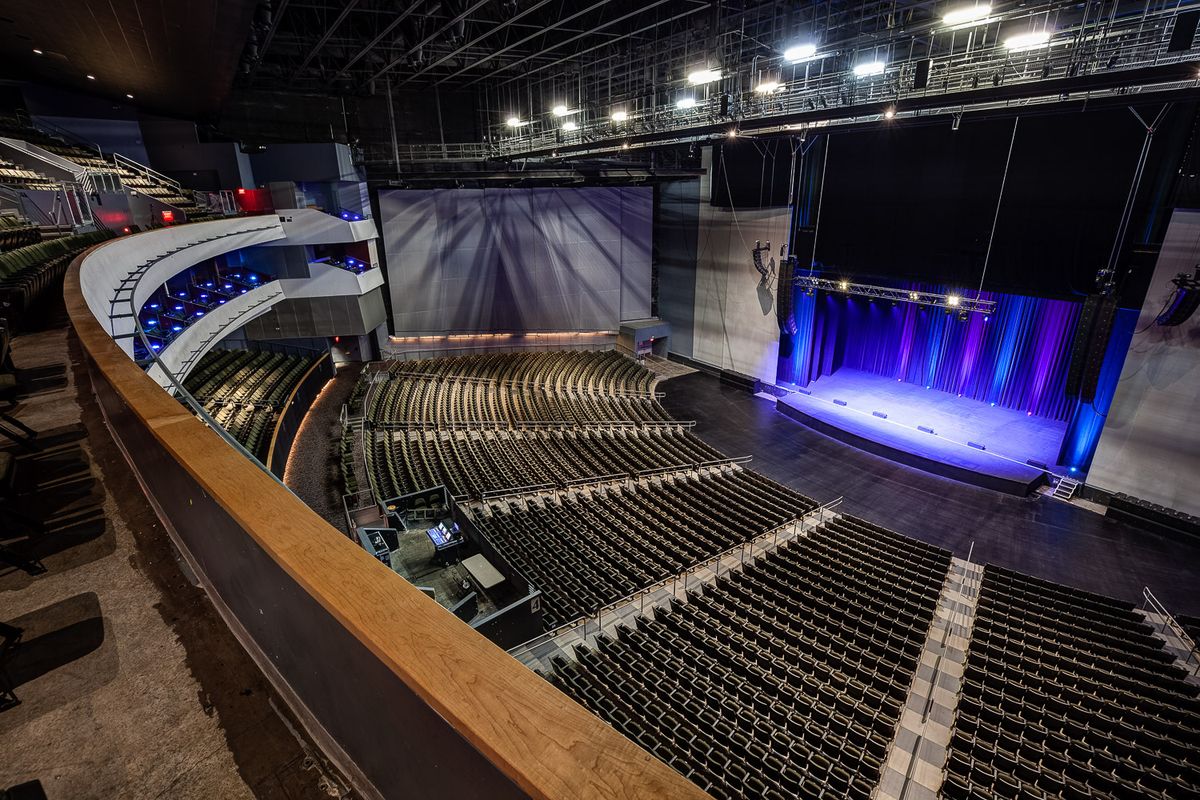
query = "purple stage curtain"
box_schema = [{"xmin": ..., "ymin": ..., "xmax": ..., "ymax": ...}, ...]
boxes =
[{"xmin": 796, "ymin": 288, "xmax": 1081, "ymax": 420}]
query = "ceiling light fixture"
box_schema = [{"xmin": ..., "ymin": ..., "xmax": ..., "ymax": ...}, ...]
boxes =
[
  {"xmin": 853, "ymin": 61, "xmax": 886, "ymax": 78},
  {"xmin": 783, "ymin": 43, "xmax": 818, "ymax": 63},
  {"xmin": 505, "ymin": 116, "xmax": 526, "ymax": 128},
  {"xmin": 86, "ymin": 74, "xmax": 96, "ymax": 80},
  {"xmin": 33, "ymin": 48, "xmax": 43, "ymax": 55},
  {"xmin": 126, "ymin": 93, "xmax": 134, "ymax": 99},
  {"xmin": 687, "ymin": 68, "xmax": 722, "ymax": 85},
  {"xmin": 755, "ymin": 80, "xmax": 782, "ymax": 94},
  {"xmin": 611, "ymin": 110, "xmax": 628, "ymax": 122},
  {"xmin": 676, "ymin": 97, "xmax": 698, "ymax": 110},
  {"xmin": 562, "ymin": 121, "xmax": 578, "ymax": 132},
  {"xmin": 1004, "ymin": 31, "xmax": 1052, "ymax": 51},
  {"xmin": 942, "ymin": 3, "xmax": 992, "ymax": 26}
]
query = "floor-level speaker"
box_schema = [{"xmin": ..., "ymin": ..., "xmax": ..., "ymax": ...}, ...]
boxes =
[
  {"xmin": 1081, "ymin": 296, "xmax": 1118, "ymax": 404},
  {"xmin": 1155, "ymin": 268, "xmax": 1200, "ymax": 327},
  {"xmin": 776, "ymin": 257, "xmax": 798, "ymax": 335}
]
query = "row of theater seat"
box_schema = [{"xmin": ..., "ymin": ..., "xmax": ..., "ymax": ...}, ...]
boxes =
[
  {"xmin": 543, "ymin": 517, "xmax": 952, "ymax": 800},
  {"xmin": 182, "ymin": 349, "xmax": 323, "ymax": 460},
  {"xmin": 0, "ymin": 215, "xmax": 38, "ymax": 251},
  {"xmin": 0, "ymin": 230, "xmax": 114, "ymax": 329},
  {"xmin": 377, "ymin": 349, "xmax": 657, "ymax": 396},
  {"xmin": 368, "ymin": 426, "xmax": 725, "ymax": 500},
  {"xmin": 471, "ymin": 468, "xmax": 816, "ymax": 629},
  {"xmin": 944, "ymin": 565, "xmax": 1200, "ymax": 800},
  {"xmin": 369, "ymin": 374, "xmax": 672, "ymax": 426}
]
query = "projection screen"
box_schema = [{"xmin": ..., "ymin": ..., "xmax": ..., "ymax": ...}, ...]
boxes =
[{"xmin": 379, "ymin": 187, "xmax": 652, "ymax": 334}]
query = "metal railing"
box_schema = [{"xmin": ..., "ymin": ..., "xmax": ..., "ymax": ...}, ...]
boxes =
[
  {"xmin": 112, "ymin": 152, "xmax": 185, "ymax": 194},
  {"xmin": 1143, "ymin": 587, "xmax": 1200, "ymax": 677}
]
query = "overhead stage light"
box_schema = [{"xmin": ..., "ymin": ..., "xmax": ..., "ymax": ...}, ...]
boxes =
[
  {"xmin": 947, "ymin": 294, "xmax": 961, "ymax": 307},
  {"xmin": 552, "ymin": 104, "xmax": 570, "ymax": 116},
  {"xmin": 1004, "ymin": 31, "xmax": 1051, "ymax": 51},
  {"xmin": 505, "ymin": 116, "xmax": 526, "ymax": 128},
  {"xmin": 33, "ymin": 49, "xmax": 43, "ymax": 55},
  {"xmin": 687, "ymin": 68, "xmax": 722, "ymax": 85},
  {"xmin": 611, "ymin": 110, "xmax": 628, "ymax": 122},
  {"xmin": 839, "ymin": 280, "xmax": 850, "ymax": 291},
  {"xmin": 942, "ymin": 3, "xmax": 992, "ymax": 26},
  {"xmin": 562, "ymin": 121, "xmax": 578, "ymax": 132},
  {"xmin": 884, "ymin": 107, "xmax": 896, "ymax": 119},
  {"xmin": 86, "ymin": 74, "xmax": 96, "ymax": 80},
  {"xmin": 676, "ymin": 97, "xmax": 698, "ymax": 110},
  {"xmin": 755, "ymin": 80, "xmax": 782, "ymax": 94},
  {"xmin": 853, "ymin": 61, "xmax": 886, "ymax": 78},
  {"xmin": 784, "ymin": 44, "xmax": 818, "ymax": 63}
]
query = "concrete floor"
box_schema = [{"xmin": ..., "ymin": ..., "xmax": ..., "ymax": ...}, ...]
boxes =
[{"xmin": 1, "ymin": 309, "xmax": 340, "ymax": 799}]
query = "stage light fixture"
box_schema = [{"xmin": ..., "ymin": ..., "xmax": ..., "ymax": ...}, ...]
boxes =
[
  {"xmin": 562, "ymin": 121, "xmax": 578, "ymax": 132},
  {"xmin": 755, "ymin": 80, "xmax": 782, "ymax": 94},
  {"xmin": 784, "ymin": 43, "xmax": 818, "ymax": 63},
  {"xmin": 839, "ymin": 280, "xmax": 850, "ymax": 291},
  {"xmin": 853, "ymin": 61, "xmax": 886, "ymax": 78},
  {"xmin": 621, "ymin": 142, "xmax": 630, "ymax": 149},
  {"xmin": 727, "ymin": 128, "xmax": 738, "ymax": 138},
  {"xmin": 909, "ymin": 291, "xmax": 919, "ymax": 300},
  {"xmin": 942, "ymin": 3, "xmax": 991, "ymax": 26},
  {"xmin": 611, "ymin": 110, "xmax": 628, "ymax": 122},
  {"xmin": 552, "ymin": 104, "xmax": 570, "ymax": 116},
  {"xmin": 676, "ymin": 97, "xmax": 698, "ymax": 110},
  {"xmin": 1004, "ymin": 31, "xmax": 1052, "ymax": 51},
  {"xmin": 126, "ymin": 93, "xmax": 134, "ymax": 99},
  {"xmin": 86, "ymin": 74, "xmax": 96, "ymax": 80},
  {"xmin": 33, "ymin": 48, "xmax": 43, "ymax": 55},
  {"xmin": 505, "ymin": 116, "xmax": 525, "ymax": 128},
  {"xmin": 688, "ymin": 68, "xmax": 722, "ymax": 85},
  {"xmin": 947, "ymin": 295, "xmax": 961, "ymax": 307},
  {"xmin": 884, "ymin": 107, "xmax": 895, "ymax": 119},
  {"xmin": 958, "ymin": 309, "xmax": 970, "ymax": 321}
]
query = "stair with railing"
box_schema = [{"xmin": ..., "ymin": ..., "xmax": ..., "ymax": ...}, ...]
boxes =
[{"xmin": 1052, "ymin": 475, "xmax": 1080, "ymax": 501}]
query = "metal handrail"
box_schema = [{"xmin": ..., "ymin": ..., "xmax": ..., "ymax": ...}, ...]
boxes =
[
  {"xmin": 113, "ymin": 151, "xmax": 183, "ymax": 192},
  {"xmin": 1143, "ymin": 587, "xmax": 1200, "ymax": 677}
]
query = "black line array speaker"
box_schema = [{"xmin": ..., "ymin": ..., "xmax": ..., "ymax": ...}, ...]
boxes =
[
  {"xmin": 1081, "ymin": 296, "xmax": 1117, "ymax": 404},
  {"xmin": 719, "ymin": 93, "xmax": 731, "ymax": 117},
  {"xmin": 1065, "ymin": 294, "xmax": 1102, "ymax": 398},
  {"xmin": 1168, "ymin": 10, "xmax": 1200, "ymax": 52},
  {"xmin": 913, "ymin": 58, "xmax": 931, "ymax": 90},
  {"xmin": 776, "ymin": 258, "xmax": 798, "ymax": 335}
]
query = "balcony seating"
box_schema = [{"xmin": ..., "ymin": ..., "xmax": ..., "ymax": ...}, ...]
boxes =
[
  {"xmin": 944, "ymin": 565, "xmax": 1200, "ymax": 800},
  {"xmin": 182, "ymin": 349, "xmax": 323, "ymax": 461},
  {"xmin": 0, "ymin": 158, "xmax": 59, "ymax": 192},
  {"xmin": 544, "ymin": 517, "xmax": 951, "ymax": 799},
  {"xmin": 0, "ymin": 231, "xmax": 113, "ymax": 329}
]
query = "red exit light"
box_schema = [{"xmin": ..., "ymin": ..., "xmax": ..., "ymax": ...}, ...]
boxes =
[
  {"xmin": 237, "ymin": 187, "xmax": 246, "ymax": 195},
  {"xmin": 162, "ymin": 210, "xmax": 175, "ymax": 223}
]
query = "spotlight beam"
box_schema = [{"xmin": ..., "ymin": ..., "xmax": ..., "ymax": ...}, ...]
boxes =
[{"xmin": 794, "ymin": 275, "xmax": 996, "ymax": 315}]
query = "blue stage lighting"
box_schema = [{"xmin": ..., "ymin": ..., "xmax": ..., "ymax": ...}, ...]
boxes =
[
  {"xmin": 151, "ymin": 344, "xmax": 161, "ymax": 350},
  {"xmin": 174, "ymin": 305, "xmax": 184, "ymax": 311},
  {"xmin": 172, "ymin": 325, "xmax": 182, "ymax": 331},
  {"xmin": 195, "ymin": 311, "xmax": 205, "ymax": 316},
  {"xmin": 249, "ymin": 275, "xmax": 257, "ymax": 282},
  {"xmin": 218, "ymin": 300, "xmax": 226, "ymax": 304},
  {"xmin": 224, "ymin": 284, "xmax": 233, "ymax": 289}
]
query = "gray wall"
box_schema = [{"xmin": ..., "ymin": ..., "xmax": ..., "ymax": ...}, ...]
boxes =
[
  {"xmin": 1088, "ymin": 209, "xmax": 1200, "ymax": 516},
  {"xmin": 655, "ymin": 179, "xmax": 701, "ymax": 358},
  {"xmin": 379, "ymin": 187, "xmax": 652, "ymax": 334},
  {"xmin": 689, "ymin": 149, "xmax": 788, "ymax": 385},
  {"xmin": 250, "ymin": 143, "xmax": 363, "ymax": 184},
  {"xmin": 242, "ymin": 289, "xmax": 388, "ymax": 340},
  {"xmin": 142, "ymin": 119, "xmax": 254, "ymax": 190}
]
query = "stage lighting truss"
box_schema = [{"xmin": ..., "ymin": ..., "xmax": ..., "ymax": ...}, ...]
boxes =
[{"xmin": 793, "ymin": 274, "xmax": 997, "ymax": 316}]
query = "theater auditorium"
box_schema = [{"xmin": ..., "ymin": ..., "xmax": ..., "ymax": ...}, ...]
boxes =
[{"xmin": 2, "ymin": 1, "xmax": 1200, "ymax": 798}]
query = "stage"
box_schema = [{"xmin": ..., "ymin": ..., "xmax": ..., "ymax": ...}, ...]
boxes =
[{"xmin": 776, "ymin": 370, "xmax": 1067, "ymax": 496}]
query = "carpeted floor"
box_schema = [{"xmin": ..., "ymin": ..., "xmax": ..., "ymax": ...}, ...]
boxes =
[
  {"xmin": 1, "ymin": 300, "xmax": 341, "ymax": 799},
  {"xmin": 660, "ymin": 370, "xmax": 1200, "ymax": 616}
]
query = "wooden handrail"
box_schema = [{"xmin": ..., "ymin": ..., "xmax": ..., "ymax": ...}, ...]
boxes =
[{"xmin": 65, "ymin": 238, "xmax": 708, "ymax": 800}]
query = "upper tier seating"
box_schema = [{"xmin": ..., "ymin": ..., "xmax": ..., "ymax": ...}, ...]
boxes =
[
  {"xmin": 0, "ymin": 157, "xmax": 58, "ymax": 191},
  {"xmin": 545, "ymin": 516, "xmax": 952, "ymax": 799},
  {"xmin": 472, "ymin": 467, "xmax": 816, "ymax": 628},
  {"xmin": 0, "ymin": 231, "xmax": 114, "ymax": 328},
  {"xmin": 943, "ymin": 565, "xmax": 1200, "ymax": 800},
  {"xmin": 183, "ymin": 349, "xmax": 323, "ymax": 460}
]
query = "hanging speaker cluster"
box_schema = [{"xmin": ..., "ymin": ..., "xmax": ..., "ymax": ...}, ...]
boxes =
[
  {"xmin": 776, "ymin": 257, "xmax": 798, "ymax": 335},
  {"xmin": 1066, "ymin": 294, "xmax": 1117, "ymax": 402},
  {"xmin": 1155, "ymin": 269, "xmax": 1200, "ymax": 327}
]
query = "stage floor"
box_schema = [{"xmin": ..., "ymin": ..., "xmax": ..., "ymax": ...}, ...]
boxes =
[{"xmin": 777, "ymin": 370, "xmax": 1067, "ymax": 495}]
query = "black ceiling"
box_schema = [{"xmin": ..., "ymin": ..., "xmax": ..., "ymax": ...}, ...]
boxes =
[{"xmin": 0, "ymin": 0, "xmax": 259, "ymax": 118}]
